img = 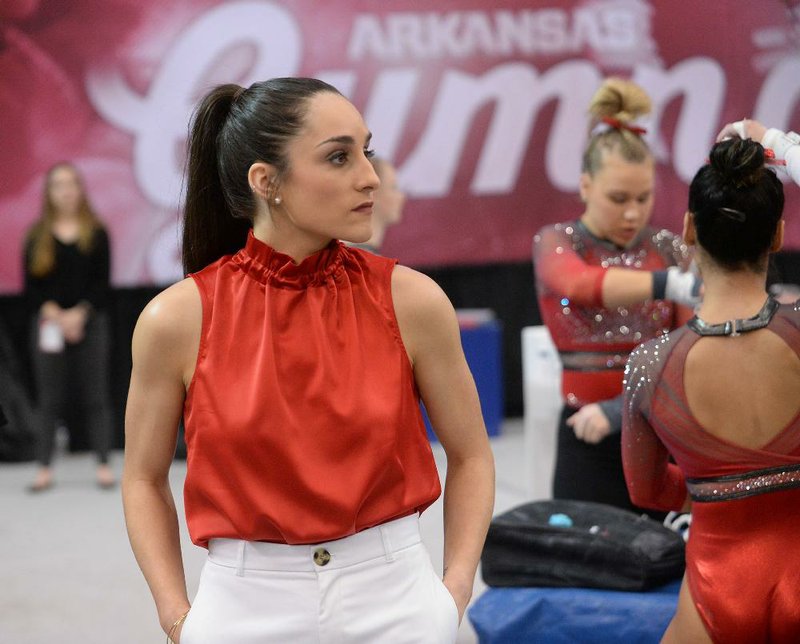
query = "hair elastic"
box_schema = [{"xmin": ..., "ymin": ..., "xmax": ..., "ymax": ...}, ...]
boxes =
[
  {"xmin": 600, "ymin": 116, "xmax": 647, "ymax": 136},
  {"xmin": 764, "ymin": 148, "xmax": 787, "ymax": 166}
]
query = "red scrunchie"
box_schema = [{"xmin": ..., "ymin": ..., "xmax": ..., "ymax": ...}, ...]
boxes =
[
  {"xmin": 764, "ymin": 148, "xmax": 786, "ymax": 166},
  {"xmin": 601, "ymin": 116, "xmax": 647, "ymax": 136}
]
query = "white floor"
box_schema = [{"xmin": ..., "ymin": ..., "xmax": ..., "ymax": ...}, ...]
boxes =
[{"xmin": 0, "ymin": 419, "xmax": 533, "ymax": 644}]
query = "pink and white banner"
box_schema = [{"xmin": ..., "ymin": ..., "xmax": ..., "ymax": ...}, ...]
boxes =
[{"xmin": 2, "ymin": 0, "xmax": 800, "ymax": 292}]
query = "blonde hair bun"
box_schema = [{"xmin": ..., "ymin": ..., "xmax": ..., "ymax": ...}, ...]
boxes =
[{"xmin": 588, "ymin": 77, "xmax": 652, "ymax": 126}]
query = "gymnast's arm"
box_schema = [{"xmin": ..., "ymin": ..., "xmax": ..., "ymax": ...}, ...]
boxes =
[
  {"xmin": 762, "ymin": 127, "xmax": 800, "ymax": 187},
  {"xmin": 122, "ymin": 278, "xmax": 201, "ymax": 638},
  {"xmin": 621, "ymin": 347, "xmax": 690, "ymax": 512},
  {"xmin": 534, "ymin": 226, "xmax": 698, "ymax": 309}
]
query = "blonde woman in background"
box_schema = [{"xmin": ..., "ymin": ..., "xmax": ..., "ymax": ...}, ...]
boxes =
[{"xmin": 23, "ymin": 161, "xmax": 115, "ymax": 492}]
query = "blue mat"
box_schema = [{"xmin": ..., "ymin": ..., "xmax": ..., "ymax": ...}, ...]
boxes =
[{"xmin": 469, "ymin": 580, "xmax": 681, "ymax": 643}]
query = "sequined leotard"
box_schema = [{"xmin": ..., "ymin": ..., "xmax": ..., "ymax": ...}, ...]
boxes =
[
  {"xmin": 623, "ymin": 301, "xmax": 800, "ymax": 642},
  {"xmin": 533, "ymin": 221, "xmax": 690, "ymax": 508}
]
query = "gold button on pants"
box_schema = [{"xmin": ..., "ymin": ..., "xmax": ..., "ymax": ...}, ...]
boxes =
[{"xmin": 313, "ymin": 548, "xmax": 331, "ymax": 566}]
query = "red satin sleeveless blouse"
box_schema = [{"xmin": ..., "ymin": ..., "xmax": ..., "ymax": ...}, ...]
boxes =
[{"xmin": 183, "ymin": 231, "xmax": 441, "ymax": 547}]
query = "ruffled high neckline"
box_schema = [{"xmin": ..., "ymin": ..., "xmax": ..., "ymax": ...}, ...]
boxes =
[{"xmin": 233, "ymin": 230, "xmax": 346, "ymax": 288}]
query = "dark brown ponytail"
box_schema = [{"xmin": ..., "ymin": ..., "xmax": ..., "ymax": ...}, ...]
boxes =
[
  {"xmin": 181, "ymin": 77, "xmax": 341, "ymax": 274},
  {"xmin": 182, "ymin": 85, "xmax": 250, "ymax": 275}
]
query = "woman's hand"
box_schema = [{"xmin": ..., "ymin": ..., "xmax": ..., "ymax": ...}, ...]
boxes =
[
  {"xmin": 169, "ymin": 620, "xmax": 185, "ymax": 644},
  {"xmin": 566, "ymin": 403, "xmax": 611, "ymax": 444},
  {"xmin": 716, "ymin": 118, "xmax": 767, "ymax": 143},
  {"xmin": 60, "ymin": 305, "xmax": 88, "ymax": 343},
  {"xmin": 443, "ymin": 570, "xmax": 473, "ymax": 624},
  {"xmin": 39, "ymin": 300, "xmax": 62, "ymax": 321},
  {"xmin": 163, "ymin": 606, "xmax": 191, "ymax": 643}
]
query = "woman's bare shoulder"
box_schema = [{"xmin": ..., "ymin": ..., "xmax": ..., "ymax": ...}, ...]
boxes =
[
  {"xmin": 134, "ymin": 278, "xmax": 202, "ymax": 348},
  {"xmin": 391, "ymin": 264, "xmax": 453, "ymax": 318},
  {"xmin": 390, "ymin": 264, "xmax": 460, "ymax": 363}
]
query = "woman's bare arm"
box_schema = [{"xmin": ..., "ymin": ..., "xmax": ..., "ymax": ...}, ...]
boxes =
[
  {"xmin": 122, "ymin": 278, "xmax": 201, "ymax": 635},
  {"xmin": 392, "ymin": 265, "xmax": 495, "ymax": 622}
]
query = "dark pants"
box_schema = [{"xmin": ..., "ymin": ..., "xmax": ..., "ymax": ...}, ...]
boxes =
[
  {"xmin": 552, "ymin": 405, "xmax": 636, "ymax": 512},
  {"xmin": 31, "ymin": 313, "xmax": 113, "ymax": 466}
]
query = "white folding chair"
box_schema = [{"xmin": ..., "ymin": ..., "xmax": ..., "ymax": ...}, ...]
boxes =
[{"xmin": 521, "ymin": 326, "xmax": 562, "ymax": 500}]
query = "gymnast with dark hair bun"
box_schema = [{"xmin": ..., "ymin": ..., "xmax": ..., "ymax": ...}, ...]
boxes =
[{"xmin": 623, "ymin": 137, "xmax": 800, "ymax": 642}]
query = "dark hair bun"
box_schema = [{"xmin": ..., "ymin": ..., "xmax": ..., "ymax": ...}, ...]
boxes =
[
  {"xmin": 709, "ymin": 138, "xmax": 765, "ymax": 189},
  {"xmin": 688, "ymin": 137, "xmax": 784, "ymax": 271}
]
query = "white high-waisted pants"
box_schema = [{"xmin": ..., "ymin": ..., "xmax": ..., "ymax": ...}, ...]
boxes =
[{"xmin": 179, "ymin": 514, "xmax": 459, "ymax": 643}]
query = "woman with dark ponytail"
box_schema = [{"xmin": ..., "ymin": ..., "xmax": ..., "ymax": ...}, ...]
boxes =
[
  {"xmin": 122, "ymin": 78, "xmax": 494, "ymax": 643},
  {"xmin": 623, "ymin": 138, "xmax": 800, "ymax": 641}
]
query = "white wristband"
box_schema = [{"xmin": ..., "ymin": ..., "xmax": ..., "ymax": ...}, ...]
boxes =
[
  {"xmin": 761, "ymin": 128, "xmax": 797, "ymax": 161},
  {"xmin": 664, "ymin": 266, "xmax": 702, "ymax": 307}
]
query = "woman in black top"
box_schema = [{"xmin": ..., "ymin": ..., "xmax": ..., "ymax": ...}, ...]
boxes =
[{"xmin": 24, "ymin": 162, "xmax": 115, "ymax": 491}]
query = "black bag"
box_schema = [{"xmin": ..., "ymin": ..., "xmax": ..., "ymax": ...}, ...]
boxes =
[
  {"xmin": 0, "ymin": 318, "xmax": 37, "ymax": 462},
  {"xmin": 0, "ymin": 380, "xmax": 37, "ymax": 461},
  {"xmin": 481, "ymin": 500, "xmax": 685, "ymax": 591}
]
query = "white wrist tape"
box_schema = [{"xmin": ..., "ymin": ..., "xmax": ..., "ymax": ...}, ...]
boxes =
[
  {"xmin": 730, "ymin": 120, "xmax": 747, "ymax": 139},
  {"xmin": 762, "ymin": 128, "xmax": 797, "ymax": 160},
  {"xmin": 665, "ymin": 266, "xmax": 702, "ymax": 307}
]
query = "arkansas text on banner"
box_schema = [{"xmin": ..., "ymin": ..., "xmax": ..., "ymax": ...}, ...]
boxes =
[{"xmin": 1, "ymin": 0, "xmax": 799, "ymax": 291}]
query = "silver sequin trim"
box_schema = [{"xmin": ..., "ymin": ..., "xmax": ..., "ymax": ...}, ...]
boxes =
[{"xmin": 686, "ymin": 464, "xmax": 800, "ymax": 502}]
